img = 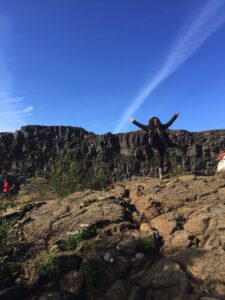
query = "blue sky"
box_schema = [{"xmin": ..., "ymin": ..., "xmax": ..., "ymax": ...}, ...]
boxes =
[{"xmin": 0, "ymin": 0, "xmax": 225, "ymax": 133}]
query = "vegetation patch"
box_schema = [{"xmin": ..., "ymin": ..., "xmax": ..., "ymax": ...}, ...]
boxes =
[
  {"xmin": 44, "ymin": 155, "xmax": 110, "ymax": 197},
  {"xmin": 138, "ymin": 236, "xmax": 156, "ymax": 253},
  {"xmin": 78, "ymin": 243, "xmax": 94, "ymax": 258},
  {"xmin": 37, "ymin": 250, "xmax": 60, "ymax": 281},
  {"xmin": 62, "ymin": 227, "xmax": 97, "ymax": 250},
  {"xmin": 168, "ymin": 164, "xmax": 185, "ymax": 177},
  {"xmin": 0, "ymin": 199, "xmax": 17, "ymax": 214}
]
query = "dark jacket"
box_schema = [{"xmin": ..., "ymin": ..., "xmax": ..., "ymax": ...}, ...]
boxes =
[{"xmin": 132, "ymin": 114, "xmax": 178, "ymax": 149}]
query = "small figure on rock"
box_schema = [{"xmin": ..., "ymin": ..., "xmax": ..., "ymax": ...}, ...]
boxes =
[
  {"xmin": 129, "ymin": 113, "xmax": 179, "ymax": 179},
  {"xmin": 216, "ymin": 149, "xmax": 225, "ymax": 173},
  {"xmin": 3, "ymin": 178, "xmax": 9, "ymax": 198}
]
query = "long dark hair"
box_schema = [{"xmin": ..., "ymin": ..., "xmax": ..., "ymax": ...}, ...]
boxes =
[{"xmin": 148, "ymin": 117, "xmax": 161, "ymax": 127}]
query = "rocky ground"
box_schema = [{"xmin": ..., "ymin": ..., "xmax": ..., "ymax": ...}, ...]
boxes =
[{"xmin": 1, "ymin": 174, "xmax": 225, "ymax": 300}]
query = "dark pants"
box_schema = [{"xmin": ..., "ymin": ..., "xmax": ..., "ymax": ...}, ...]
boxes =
[
  {"xmin": 153, "ymin": 147, "xmax": 166, "ymax": 169},
  {"xmin": 152, "ymin": 139, "xmax": 166, "ymax": 169}
]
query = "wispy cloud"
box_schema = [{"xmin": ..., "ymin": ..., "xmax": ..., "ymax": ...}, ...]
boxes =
[
  {"xmin": 114, "ymin": 0, "xmax": 225, "ymax": 133},
  {"xmin": 0, "ymin": 15, "xmax": 33, "ymax": 132}
]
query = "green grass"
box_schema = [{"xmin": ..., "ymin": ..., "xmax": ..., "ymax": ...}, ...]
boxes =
[
  {"xmin": 0, "ymin": 199, "xmax": 17, "ymax": 214},
  {"xmin": 18, "ymin": 190, "xmax": 29, "ymax": 196},
  {"xmin": 37, "ymin": 250, "xmax": 60, "ymax": 281},
  {"xmin": 168, "ymin": 164, "xmax": 185, "ymax": 177},
  {"xmin": 37, "ymin": 227, "xmax": 97, "ymax": 283},
  {"xmin": 138, "ymin": 236, "xmax": 156, "ymax": 253},
  {"xmin": 63, "ymin": 227, "xmax": 97, "ymax": 250},
  {"xmin": 44, "ymin": 155, "xmax": 110, "ymax": 197}
]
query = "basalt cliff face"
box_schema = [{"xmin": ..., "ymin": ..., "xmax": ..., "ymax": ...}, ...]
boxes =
[{"xmin": 0, "ymin": 125, "xmax": 225, "ymax": 185}]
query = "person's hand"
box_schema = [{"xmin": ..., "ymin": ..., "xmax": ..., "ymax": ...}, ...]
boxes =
[
  {"xmin": 129, "ymin": 118, "xmax": 135, "ymax": 123},
  {"xmin": 175, "ymin": 112, "xmax": 180, "ymax": 117}
]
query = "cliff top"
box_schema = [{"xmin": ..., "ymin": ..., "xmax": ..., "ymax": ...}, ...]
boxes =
[{"xmin": 0, "ymin": 124, "xmax": 225, "ymax": 136}]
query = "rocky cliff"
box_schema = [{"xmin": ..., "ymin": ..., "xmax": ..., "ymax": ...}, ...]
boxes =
[{"xmin": 0, "ymin": 125, "xmax": 225, "ymax": 187}]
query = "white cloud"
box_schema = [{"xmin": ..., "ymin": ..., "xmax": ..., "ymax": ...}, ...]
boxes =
[
  {"xmin": 0, "ymin": 15, "xmax": 33, "ymax": 132},
  {"xmin": 22, "ymin": 106, "xmax": 34, "ymax": 113},
  {"xmin": 114, "ymin": 0, "xmax": 225, "ymax": 133}
]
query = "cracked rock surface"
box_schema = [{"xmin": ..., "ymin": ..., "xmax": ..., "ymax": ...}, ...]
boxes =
[{"xmin": 1, "ymin": 174, "xmax": 225, "ymax": 299}]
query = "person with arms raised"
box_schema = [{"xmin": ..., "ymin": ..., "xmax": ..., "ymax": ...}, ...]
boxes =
[{"xmin": 130, "ymin": 112, "xmax": 179, "ymax": 179}]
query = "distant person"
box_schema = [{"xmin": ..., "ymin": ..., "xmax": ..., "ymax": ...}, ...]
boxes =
[
  {"xmin": 129, "ymin": 112, "xmax": 179, "ymax": 179},
  {"xmin": 216, "ymin": 149, "xmax": 225, "ymax": 173},
  {"xmin": 3, "ymin": 179, "xmax": 9, "ymax": 198}
]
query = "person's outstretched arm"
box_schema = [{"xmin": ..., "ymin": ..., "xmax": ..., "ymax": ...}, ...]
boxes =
[
  {"xmin": 164, "ymin": 112, "xmax": 179, "ymax": 129},
  {"xmin": 129, "ymin": 118, "xmax": 148, "ymax": 132}
]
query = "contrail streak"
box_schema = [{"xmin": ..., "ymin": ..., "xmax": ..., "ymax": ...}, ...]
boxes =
[
  {"xmin": 0, "ymin": 16, "xmax": 33, "ymax": 132},
  {"xmin": 114, "ymin": 0, "xmax": 225, "ymax": 133}
]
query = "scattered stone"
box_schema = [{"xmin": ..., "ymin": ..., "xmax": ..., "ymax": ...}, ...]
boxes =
[
  {"xmin": 135, "ymin": 253, "xmax": 145, "ymax": 260},
  {"xmin": 140, "ymin": 223, "xmax": 150, "ymax": 232},
  {"xmin": 104, "ymin": 252, "xmax": 113, "ymax": 262},
  {"xmin": 79, "ymin": 223, "xmax": 89, "ymax": 228}
]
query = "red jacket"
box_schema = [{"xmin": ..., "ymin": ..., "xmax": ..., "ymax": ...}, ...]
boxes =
[{"xmin": 3, "ymin": 181, "xmax": 9, "ymax": 193}]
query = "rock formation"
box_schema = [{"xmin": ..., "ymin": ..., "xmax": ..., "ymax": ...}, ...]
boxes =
[
  {"xmin": 1, "ymin": 125, "xmax": 225, "ymax": 299},
  {"xmin": 1, "ymin": 174, "xmax": 225, "ymax": 299},
  {"xmin": 0, "ymin": 125, "xmax": 225, "ymax": 188}
]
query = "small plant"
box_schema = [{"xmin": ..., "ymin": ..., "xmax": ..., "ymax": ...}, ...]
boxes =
[
  {"xmin": 142, "ymin": 236, "xmax": 155, "ymax": 248},
  {"xmin": 18, "ymin": 190, "xmax": 29, "ymax": 197},
  {"xmin": 138, "ymin": 236, "xmax": 156, "ymax": 253},
  {"xmin": 168, "ymin": 164, "xmax": 185, "ymax": 177},
  {"xmin": 76, "ymin": 243, "xmax": 94, "ymax": 258},
  {"xmin": 0, "ymin": 200, "xmax": 17, "ymax": 213},
  {"xmin": 82, "ymin": 243, "xmax": 94, "ymax": 254},
  {"xmin": 38, "ymin": 250, "xmax": 60, "ymax": 281},
  {"xmin": 44, "ymin": 155, "xmax": 110, "ymax": 197},
  {"xmin": 63, "ymin": 227, "xmax": 97, "ymax": 250}
]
